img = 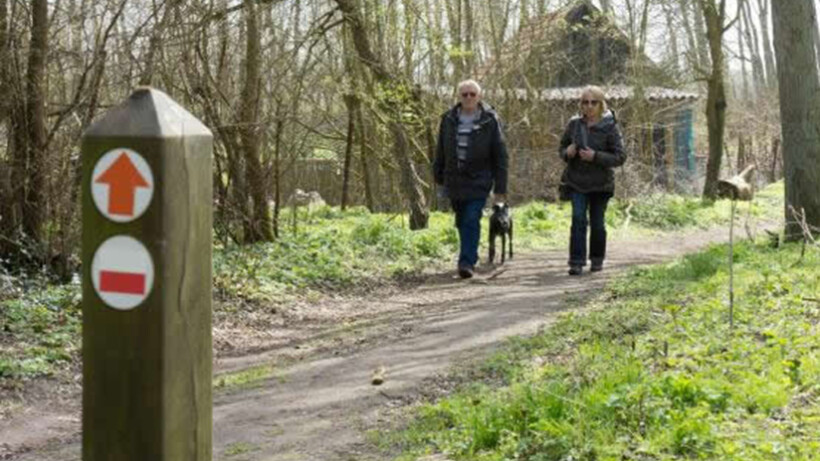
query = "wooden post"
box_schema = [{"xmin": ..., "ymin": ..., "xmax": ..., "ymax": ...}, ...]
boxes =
[{"xmin": 81, "ymin": 87, "xmax": 213, "ymax": 461}]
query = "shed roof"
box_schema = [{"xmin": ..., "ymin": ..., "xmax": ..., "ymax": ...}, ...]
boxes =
[
  {"xmin": 430, "ymin": 85, "xmax": 698, "ymax": 102},
  {"xmin": 478, "ymin": 0, "xmax": 670, "ymax": 88}
]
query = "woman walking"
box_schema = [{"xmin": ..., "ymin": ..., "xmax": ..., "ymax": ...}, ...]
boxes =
[{"xmin": 558, "ymin": 86, "xmax": 626, "ymax": 275}]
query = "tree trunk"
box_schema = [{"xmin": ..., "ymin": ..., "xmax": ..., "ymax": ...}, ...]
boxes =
[
  {"xmin": 692, "ymin": 0, "xmax": 711, "ymax": 71},
  {"xmin": 341, "ymin": 94, "xmax": 358, "ymax": 210},
  {"xmin": 741, "ymin": 1, "xmax": 766, "ymax": 92},
  {"xmin": 444, "ymin": 0, "xmax": 464, "ymax": 79},
  {"xmin": 239, "ymin": 0, "xmax": 273, "ymax": 242},
  {"xmin": 662, "ymin": 1, "xmax": 681, "ymax": 75},
  {"xmin": 273, "ymin": 115, "xmax": 283, "ymax": 238},
  {"xmin": 678, "ymin": 0, "xmax": 700, "ymax": 71},
  {"xmin": 700, "ymin": 0, "xmax": 728, "ymax": 200},
  {"xmin": 737, "ymin": 9, "xmax": 749, "ymax": 100},
  {"xmin": 736, "ymin": 135, "xmax": 746, "ymax": 172},
  {"xmin": 812, "ymin": 1, "xmax": 820, "ymax": 76},
  {"xmin": 771, "ymin": 0, "xmax": 820, "ymax": 239},
  {"xmin": 140, "ymin": 0, "xmax": 173, "ymax": 86},
  {"xmin": 22, "ymin": 0, "xmax": 49, "ymax": 244},
  {"xmin": 357, "ymin": 102, "xmax": 375, "ymax": 212},
  {"xmin": 463, "ymin": 0, "xmax": 474, "ymax": 74},
  {"xmin": 335, "ymin": 0, "xmax": 429, "ymax": 229},
  {"xmin": 769, "ymin": 136, "xmax": 780, "ymax": 182},
  {"xmin": 756, "ymin": 0, "xmax": 777, "ymax": 88},
  {"xmin": 0, "ymin": 0, "xmax": 12, "ymax": 253}
]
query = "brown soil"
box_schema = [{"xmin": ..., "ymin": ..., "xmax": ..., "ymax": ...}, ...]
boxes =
[{"xmin": 1, "ymin": 225, "xmax": 744, "ymax": 461}]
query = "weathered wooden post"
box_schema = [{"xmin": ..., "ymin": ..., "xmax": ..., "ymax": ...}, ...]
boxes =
[{"xmin": 81, "ymin": 87, "xmax": 213, "ymax": 460}]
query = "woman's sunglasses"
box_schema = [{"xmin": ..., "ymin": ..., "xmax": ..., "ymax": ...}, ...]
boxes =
[{"xmin": 581, "ymin": 99, "xmax": 600, "ymax": 106}]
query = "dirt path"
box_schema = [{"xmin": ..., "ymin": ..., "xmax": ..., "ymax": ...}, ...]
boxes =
[{"xmin": 4, "ymin": 225, "xmax": 740, "ymax": 461}]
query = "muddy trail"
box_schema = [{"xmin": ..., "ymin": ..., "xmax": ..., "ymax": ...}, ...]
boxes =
[{"xmin": 3, "ymin": 225, "xmax": 742, "ymax": 461}]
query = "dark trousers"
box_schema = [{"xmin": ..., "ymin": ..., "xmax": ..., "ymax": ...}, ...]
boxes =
[
  {"xmin": 451, "ymin": 198, "xmax": 485, "ymax": 268},
  {"xmin": 569, "ymin": 192, "xmax": 611, "ymax": 267}
]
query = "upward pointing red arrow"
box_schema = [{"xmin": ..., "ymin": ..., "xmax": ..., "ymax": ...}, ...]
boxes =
[{"xmin": 95, "ymin": 153, "xmax": 150, "ymax": 216}]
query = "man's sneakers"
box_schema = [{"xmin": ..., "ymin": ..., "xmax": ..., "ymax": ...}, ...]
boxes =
[
  {"xmin": 568, "ymin": 265, "xmax": 583, "ymax": 276},
  {"xmin": 458, "ymin": 264, "xmax": 474, "ymax": 279}
]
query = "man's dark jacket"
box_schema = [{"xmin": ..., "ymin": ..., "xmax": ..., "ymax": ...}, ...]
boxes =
[
  {"xmin": 558, "ymin": 110, "xmax": 627, "ymax": 194},
  {"xmin": 434, "ymin": 101, "xmax": 508, "ymax": 201}
]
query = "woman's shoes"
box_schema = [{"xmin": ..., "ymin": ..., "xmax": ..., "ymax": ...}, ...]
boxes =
[
  {"xmin": 568, "ymin": 265, "xmax": 583, "ymax": 276},
  {"xmin": 458, "ymin": 264, "xmax": 474, "ymax": 279},
  {"xmin": 590, "ymin": 263, "xmax": 603, "ymax": 272}
]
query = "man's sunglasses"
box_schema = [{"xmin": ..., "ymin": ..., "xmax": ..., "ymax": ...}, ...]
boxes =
[
  {"xmin": 461, "ymin": 92, "xmax": 477, "ymax": 98},
  {"xmin": 581, "ymin": 99, "xmax": 600, "ymax": 106}
]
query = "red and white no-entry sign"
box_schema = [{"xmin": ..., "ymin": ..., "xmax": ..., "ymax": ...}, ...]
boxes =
[
  {"xmin": 91, "ymin": 148, "xmax": 154, "ymax": 223},
  {"xmin": 91, "ymin": 236, "xmax": 155, "ymax": 310}
]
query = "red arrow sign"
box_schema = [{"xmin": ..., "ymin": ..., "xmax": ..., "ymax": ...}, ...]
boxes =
[{"xmin": 95, "ymin": 153, "xmax": 149, "ymax": 216}]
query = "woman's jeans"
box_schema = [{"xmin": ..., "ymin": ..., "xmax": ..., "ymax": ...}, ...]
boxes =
[
  {"xmin": 569, "ymin": 192, "xmax": 611, "ymax": 267},
  {"xmin": 451, "ymin": 198, "xmax": 485, "ymax": 268}
]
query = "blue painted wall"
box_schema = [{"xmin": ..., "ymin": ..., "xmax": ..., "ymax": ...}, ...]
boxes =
[{"xmin": 674, "ymin": 108, "xmax": 696, "ymax": 177}]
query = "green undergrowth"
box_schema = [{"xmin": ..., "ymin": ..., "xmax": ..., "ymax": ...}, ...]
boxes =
[
  {"xmin": 384, "ymin": 240, "xmax": 819, "ymax": 460},
  {"xmin": 215, "ymin": 183, "xmax": 783, "ymax": 305},
  {"xmin": 0, "ymin": 281, "xmax": 81, "ymax": 385},
  {"xmin": 0, "ymin": 184, "xmax": 784, "ymax": 386}
]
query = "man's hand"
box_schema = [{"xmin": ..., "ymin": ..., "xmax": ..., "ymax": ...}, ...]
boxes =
[
  {"xmin": 579, "ymin": 148, "xmax": 595, "ymax": 162},
  {"xmin": 493, "ymin": 194, "xmax": 507, "ymax": 204},
  {"xmin": 566, "ymin": 144, "xmax": 577, "ymax": 159}
]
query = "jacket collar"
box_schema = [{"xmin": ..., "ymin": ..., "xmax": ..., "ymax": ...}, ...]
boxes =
[
  {"xmin": 571, "ymin": 110, "xmax": 616, "ymax": 129},
  {"xmin": 446, "ymin": 101, "xmax": 495, "ymax": 124}
]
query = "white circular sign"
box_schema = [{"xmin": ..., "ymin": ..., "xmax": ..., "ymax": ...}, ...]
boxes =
[
  {"xmin": 91, "ymin": 236, "xmax": 155, "ymax": 310},
  {"xmin": 91, "ymin": 148, "xmax": 154, "ymax": 223}
]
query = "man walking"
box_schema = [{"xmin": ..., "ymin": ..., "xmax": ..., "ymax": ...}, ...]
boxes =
[{"xmin": 434, "ymin": 80, "xmax": 509, "ymax": 279}]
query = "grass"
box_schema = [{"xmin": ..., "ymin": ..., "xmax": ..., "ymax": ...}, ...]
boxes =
[
  {"xmin": 382, "ymin": 239, "xmax": 819, "ymax": 460},
  {"xmin": 213, "ymin": 364, "xmax": 281, "ymax": 390},
  {"xmin": 224, "ymin": 441, "xmax": 260, "ymax": 457},
  {"xmin": 0, "ymin": 184, "xmax": 785, "ymax": 387}
]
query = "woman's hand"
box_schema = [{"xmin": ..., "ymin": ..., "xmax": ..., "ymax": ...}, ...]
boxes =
[
  {"xmin": 579, "ymin": 148, "xmax": 595, "ymax": 162},
  {"xmin": 566, "ymin": 144, "xmax": 577, "ymax": 159}
]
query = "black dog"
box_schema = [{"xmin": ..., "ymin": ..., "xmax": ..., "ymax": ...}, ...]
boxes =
[{"xmin": 488, "ymin": 203, "xmax": 513, "ymax": 264}]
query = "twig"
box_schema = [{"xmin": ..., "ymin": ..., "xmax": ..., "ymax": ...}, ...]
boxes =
[
  {"xmin": 787, "ymin": 206, "xmax": 818, "ymax": 267},
  {"xmin": 486, "ymin": 268, "xmax": 508, "ymax": 281},
  {"xmin": 621, "ymin": 200, "xmax": 634, "ymax": 231},
  {"xmin": 744, "ymin": 199, "xmax": 754, "ymax": 241},
  {"xmin": 729, "ymin": 199, "xmax": 736, "ymax": 330}
]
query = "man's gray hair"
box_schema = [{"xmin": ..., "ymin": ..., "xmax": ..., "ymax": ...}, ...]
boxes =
[{"xmin": 457, "ymin": 79, "xmax": 482, "ymax": 95}]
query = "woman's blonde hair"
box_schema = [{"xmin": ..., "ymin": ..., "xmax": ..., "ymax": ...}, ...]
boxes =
[{"xmin": 579, "ymin": 85, "xmax": 607, "ymax": 118}]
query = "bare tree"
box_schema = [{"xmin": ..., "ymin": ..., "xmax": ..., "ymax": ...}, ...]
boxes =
[
  {"xmin": 691, "ymin": 0, "xmax": 712, "ymax": 70},
  {"xmin": 335, "ymin": 0, "xmax": 430, "ymax": 229},
  {"xmin": 699, "ymin": 0, "xmax": 737, "ymax": 199},
  {"xmin": 0, "ymin": 0, "xmax": 12, "ymax": 253},
  {"xmin": 740, "ymin": 0, "xmax": 765, "ymax": 91},
  {"xmin": 21, "ymin": 0, "xmax": 49, "ymax": 244},
  {"xmin": 737, "ymin": 4, "xmax": 749, "ymax": 100},
  {"xmin": 239, "ymin": 0, "xmax": 273, "ymax": 242},
  {"xmin": 755, "ymin": 0, "xmax": 777, "ymax": 88},
  {"xmin": 771, "ymin": 0, "xmax": 820, "ymax": 239},
  {"xmin": 662, "ymin": 0, "xmax": 681, "ymax": 76}
]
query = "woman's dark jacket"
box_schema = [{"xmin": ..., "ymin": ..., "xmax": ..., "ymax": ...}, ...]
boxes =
[
  {"xmin": 434, "ymin": 101, "xmax": 508, "ymax": 201},
  {"xmin": 558, "ymin": 110, "xmax": 626, "ymax": 194}
]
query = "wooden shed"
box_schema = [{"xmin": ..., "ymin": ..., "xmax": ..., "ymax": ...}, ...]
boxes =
[{"xmin": 451, "ymin": 0, "xmax": 701, "ymax": 200}]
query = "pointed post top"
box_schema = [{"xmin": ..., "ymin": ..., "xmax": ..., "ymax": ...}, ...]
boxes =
[{"xmin": 84, "ymin": 87, "xmax": 212, "ymax": 139}]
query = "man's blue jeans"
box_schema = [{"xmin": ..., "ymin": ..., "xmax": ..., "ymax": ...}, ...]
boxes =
[
  {"xmin": 569, "ymin": 192, "xmax": 611, "ymax": 267},
  {"xmin": 451, "ymin": 198, "xmax": 485, "ymax": 268}
]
